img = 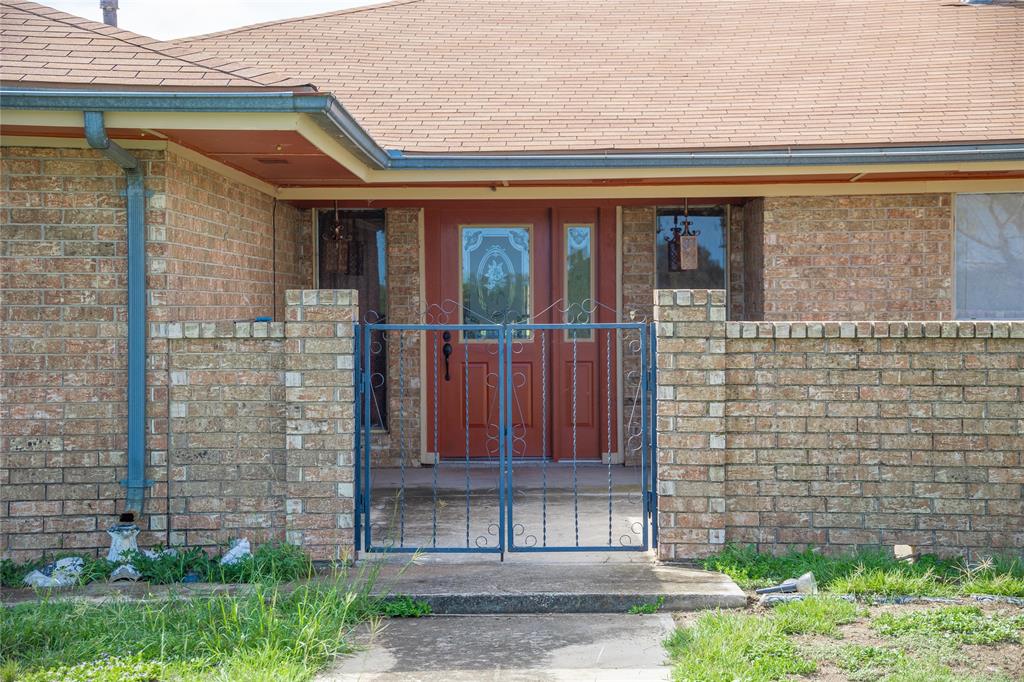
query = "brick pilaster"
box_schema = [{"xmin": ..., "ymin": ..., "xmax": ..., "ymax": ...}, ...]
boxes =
[
  {"xmin": 284, "ymin": 290, "xmax": 358, "ymax": 561},
  {"xmin": 654, "ymin": 289, "xmax": 728, "ymax": 560}
]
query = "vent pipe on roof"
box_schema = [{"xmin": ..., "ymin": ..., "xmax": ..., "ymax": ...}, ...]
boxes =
[{"xmin": 100, "ymin": 0, "xmax": 118, "ymax": 26}]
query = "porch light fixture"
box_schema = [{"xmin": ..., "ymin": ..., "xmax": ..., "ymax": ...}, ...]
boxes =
[
  {"xmin": 321, "ymin": 201, "xmax": 364, "ymax": 276},
  {"xmin": 665, "ymin": 198, "xmax": 700, "ymax": 271}
]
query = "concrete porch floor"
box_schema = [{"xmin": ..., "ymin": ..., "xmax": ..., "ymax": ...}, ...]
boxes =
[
  {"xmin": 359, "ymin": 463, "xmax": 745, "ymax": 614},
  {"xmin": 363, "ymin": 463, "xmax": 651, "ymax": 556}
]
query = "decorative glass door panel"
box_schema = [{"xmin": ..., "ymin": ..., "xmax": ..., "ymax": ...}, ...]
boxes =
[{"xmin": 461, "ymin": 226, "xmax": 531, "ymax": 339}]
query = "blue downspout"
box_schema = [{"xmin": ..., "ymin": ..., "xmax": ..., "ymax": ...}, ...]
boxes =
[{"xmin": 83, "ymin": 111, "xmax": 149, "ymax": 513}]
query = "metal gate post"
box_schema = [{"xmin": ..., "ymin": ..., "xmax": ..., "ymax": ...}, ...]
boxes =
[
  {"xmin": 353, "ymin": 323, "xmax": 362, "ymax": 553},
  {"xmin": 498, "ymin": 325, "xmax": 507, "ymax": 560},
  {"xmin": 650, "ymin": 322, "xmax": 658, "ymax": 548}
]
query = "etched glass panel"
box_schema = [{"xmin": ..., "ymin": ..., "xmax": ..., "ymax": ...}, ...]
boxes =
[
  {"xmin": 461, "ymin": 226, "xmax": 531, "ymax": 339},
  {"xmin": 956, "ymin": 193, "xmax": 1024, "ymax": 320},
  {"xmin": 565, "ymin": 225, "xmax": 593, "ymax": 339}
]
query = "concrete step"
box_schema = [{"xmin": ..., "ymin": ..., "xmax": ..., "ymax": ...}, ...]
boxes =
[{"xmin": 366, "ymin": 559, "xmax": 746, "ymax": 614}]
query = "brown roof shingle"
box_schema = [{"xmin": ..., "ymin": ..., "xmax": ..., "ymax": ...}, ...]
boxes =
[
  {"xmin": 0, "ymin": 0, "xmax": 310, "ymax": 89},
  {"xmin": 171, "ymin": 0, "xmax": 1024, "ymax": 153}
]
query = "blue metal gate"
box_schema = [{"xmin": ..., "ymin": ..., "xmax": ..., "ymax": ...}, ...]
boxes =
[{"xmin": 354, "ymin": 320, "xmax": 657, "ymax": 557}]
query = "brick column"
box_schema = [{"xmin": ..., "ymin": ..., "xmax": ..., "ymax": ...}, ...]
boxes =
[
  {"xmin": 284, "ymin": 290, "xmax": 358, "ymax": 561},
  {"xmin": 654, "ymin": 289, "xmax": 727, "ymax": 560}
]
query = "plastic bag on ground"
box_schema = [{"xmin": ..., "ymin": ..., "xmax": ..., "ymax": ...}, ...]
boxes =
[{"xmin": 219, "ymin": 538, "xmax": 251, "ymax": 565}]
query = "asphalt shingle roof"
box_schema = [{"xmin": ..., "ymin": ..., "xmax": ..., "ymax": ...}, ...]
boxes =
[
  {"xmin": 3, "ymin": 0, "xmax": 1021, "ymax": 154},
  {"xmin": 172, "ymin": 0, "xmax": 1024, "ymax": 154},
  {"xmin": 0, "ymin": 0, "xmax": 310, "ymax": 89}
]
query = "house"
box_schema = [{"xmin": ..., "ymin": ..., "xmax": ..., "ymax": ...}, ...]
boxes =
[{"xmin": 1, "ymin": 0, "xmax": 1022, "ymax": 563}]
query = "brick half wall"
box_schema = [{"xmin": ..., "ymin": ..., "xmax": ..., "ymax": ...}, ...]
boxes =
[{"xmin": 655, "ymin": 289, "xmax": 1024, "ymax": 560}]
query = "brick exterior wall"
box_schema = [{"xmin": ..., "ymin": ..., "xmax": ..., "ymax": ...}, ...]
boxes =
[
  {"xmin": 152, "ymin": 149, "xmax": 312, "ymax": 323},
  {"xmin": 1, "ymin": 146, "xmax": 165, "ymax": 559},
  {"xmin": 656, "ymin": 289, "xmax": 1024, "ymax": 560},
  {"xmin": 283, "ymin": 290, "xmax": 358, "ymax": 560},
  {"xmin": 380, "ymin": 208, "xmax": 423, "ymax": 466},
  {"xmin": 1, "ymin": 144, "xmax": 312, "ymax": 560},
  {"xmin": 146, "ymin": 296, "xmax": 359, "ymax": 562},
  {"xmin": 760, "ymin": 194, "xmax": 954, "ymax": 321},
  {"xmin": 162, "ymin": 325, "xmax": 287, "ymax": 548}
]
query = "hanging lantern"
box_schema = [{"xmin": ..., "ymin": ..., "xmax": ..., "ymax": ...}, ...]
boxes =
[
  {"xmin": 665, "ymin": 198, "xmax": 700, "ymax": 271},
  {"xmin": 321, "ymin": 201, "xmax": 363, "ymax": 277}
]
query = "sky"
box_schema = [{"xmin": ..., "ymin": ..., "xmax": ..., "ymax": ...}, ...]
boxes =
[{"xmin": 40, "ymin": 0, "xmax": 382, "ymax": 40}]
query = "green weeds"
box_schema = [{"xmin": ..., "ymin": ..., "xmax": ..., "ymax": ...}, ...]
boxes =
[
  {"xmin": 771, "ymin": 595, "xmax": 860, "ymax": 636},
  {"xmin": 377, "ymin": 595, "xmax": 432, "ymax": 618},
  {"xmin": 701, "ymin": 544, "xmax": 1024, "ymax": 597},
  {"xmin": 664, "ymin": 610, "xmax": 815, "ymax": 682},
  {"xmin": 872, "ymin": 605, "xmax": 1024, "ymax": 645},
  {"xmin": 0, "ymin": 565, "xmax": 385, "ymax": 682},
  {"xmin": 628, "ymin": 596, "xmax": 665, "ymax": 614},
  {"xmin": 1, "ymin": 541, "xmax": 315, "ymax": 588}
]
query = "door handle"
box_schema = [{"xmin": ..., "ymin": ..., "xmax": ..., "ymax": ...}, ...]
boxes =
[{"xmin": 442, "ymin": 331, "xmax": 453, "ymax": 381}]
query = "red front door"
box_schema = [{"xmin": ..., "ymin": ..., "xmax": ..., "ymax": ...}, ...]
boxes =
[{"xmin": 424, "ymin": 205, "xmax": 618, "ymax": 461}]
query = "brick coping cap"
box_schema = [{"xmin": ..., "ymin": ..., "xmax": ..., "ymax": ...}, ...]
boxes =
[
  {"xmin": 150, "ymin": 321, "xmax": 285, "ymax": 339},
  {"xmin": 725, "ymin": 320, "xmax": 1024, "ymax": 340}
]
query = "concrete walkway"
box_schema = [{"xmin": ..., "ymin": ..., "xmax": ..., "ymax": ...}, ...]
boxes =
[{"xmin": 321, "ymin": 613, "xmax": 675, "ymax": 681}]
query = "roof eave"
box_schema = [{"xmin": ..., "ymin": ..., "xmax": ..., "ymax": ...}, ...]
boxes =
[{"xmin": 2, "ymin": 87, "xmax": 1023, "ymax": 172}]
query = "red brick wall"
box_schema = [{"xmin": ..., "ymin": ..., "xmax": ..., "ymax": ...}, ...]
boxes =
[
  {"xmin": 155, "ymin": 325, "xmax": 288, "ymax": 549},
  {"xmin": 1, "ymin": 144, "xmax": 312, "ymax": 559},
  {"xmin": 655, "ymin": 290, "xmax": 1024, "ymax": 560},
  {"xmin": 151, "ymin": 150, "xmax": 311, "ymax": 323},
  {"xmin": 760, "ymin": 195, "xmax": 953, "ymax": 321},
  {"xmin": 1, "ymin": 146, "xmax": 166, "ymax": 559},
  {"xmin": 724, "ymin": 323, "xmax": 1024, "ymax": 554}
]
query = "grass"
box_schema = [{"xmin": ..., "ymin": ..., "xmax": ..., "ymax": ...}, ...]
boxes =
[
  {"xmin": 700, "ymin": 544, "xmax": 1024, "ymax": 597},
  {"xmin": 834, "ymin": 644, "xmax": 908, "ymax": 678},
  {"xmin": 662, "ymin": 597, "xmax": 856, "ymax": 681},
  {"xmin": 771, "ymin": 595, "xmax": 860, "ymax": 636},
  {"xmin": 378, "ymin": 595, "xmax": 432, "ymax": 618},
  {"xmin": 0, "ymin": 572, "xmax": 384, "ymax": 681},
  {"xmin": 628, "ymin": 596, "xmax": 665, "ymax": 614},
  {"xmin": 872, "ymin": 605, "xmax": 1024, "ymax": 645},
  {"xmin": 0, "ymin": 546, "xmax": 439, "ymax": 681},
  {"xmin": 664, "ymin": 610, "xmax": 815, "ymax": 682},
  {"xmin": 665, "ymin": 596, "xmax": 1023, "ymax": 682}
]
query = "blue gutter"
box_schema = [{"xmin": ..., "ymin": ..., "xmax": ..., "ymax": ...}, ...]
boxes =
[
  {"xmin": 388, "ymin": 143, "xmax": 1024, "ymax": 169},
  {"xmin": 83, "ymin": 111, "xmax": 149, "ymax": 514},
  {"xmin": 3, "ymin": 88, "xmax": 1023, "ymax": 170},
  {"xmin": 1, "ymin": 89, "xmax": 391, "ymax": 170}
]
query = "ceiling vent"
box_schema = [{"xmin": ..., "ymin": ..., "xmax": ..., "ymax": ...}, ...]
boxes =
[{"xmin": 255, "ymin": 158, "xmax": 289, "ymax": 165}]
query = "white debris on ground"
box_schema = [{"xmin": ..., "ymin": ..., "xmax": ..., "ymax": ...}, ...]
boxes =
[
  {"xmin": 22, "ymin": 557, "xmax": 84, "ymax": 588},
  {"xmin": 220, "ymin": 538, "xmax": 251, "ymax": 565},
  {"xmin": 106, "ymin": 522, "xmax": 141, "ymax": 563},
  {"xmin": 757, "ymin": 572, "xmax": 818, "ymax": 606},
  {"xmin": 109, "ymin": 564, "xmax": 142, "ymax": 582}
]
